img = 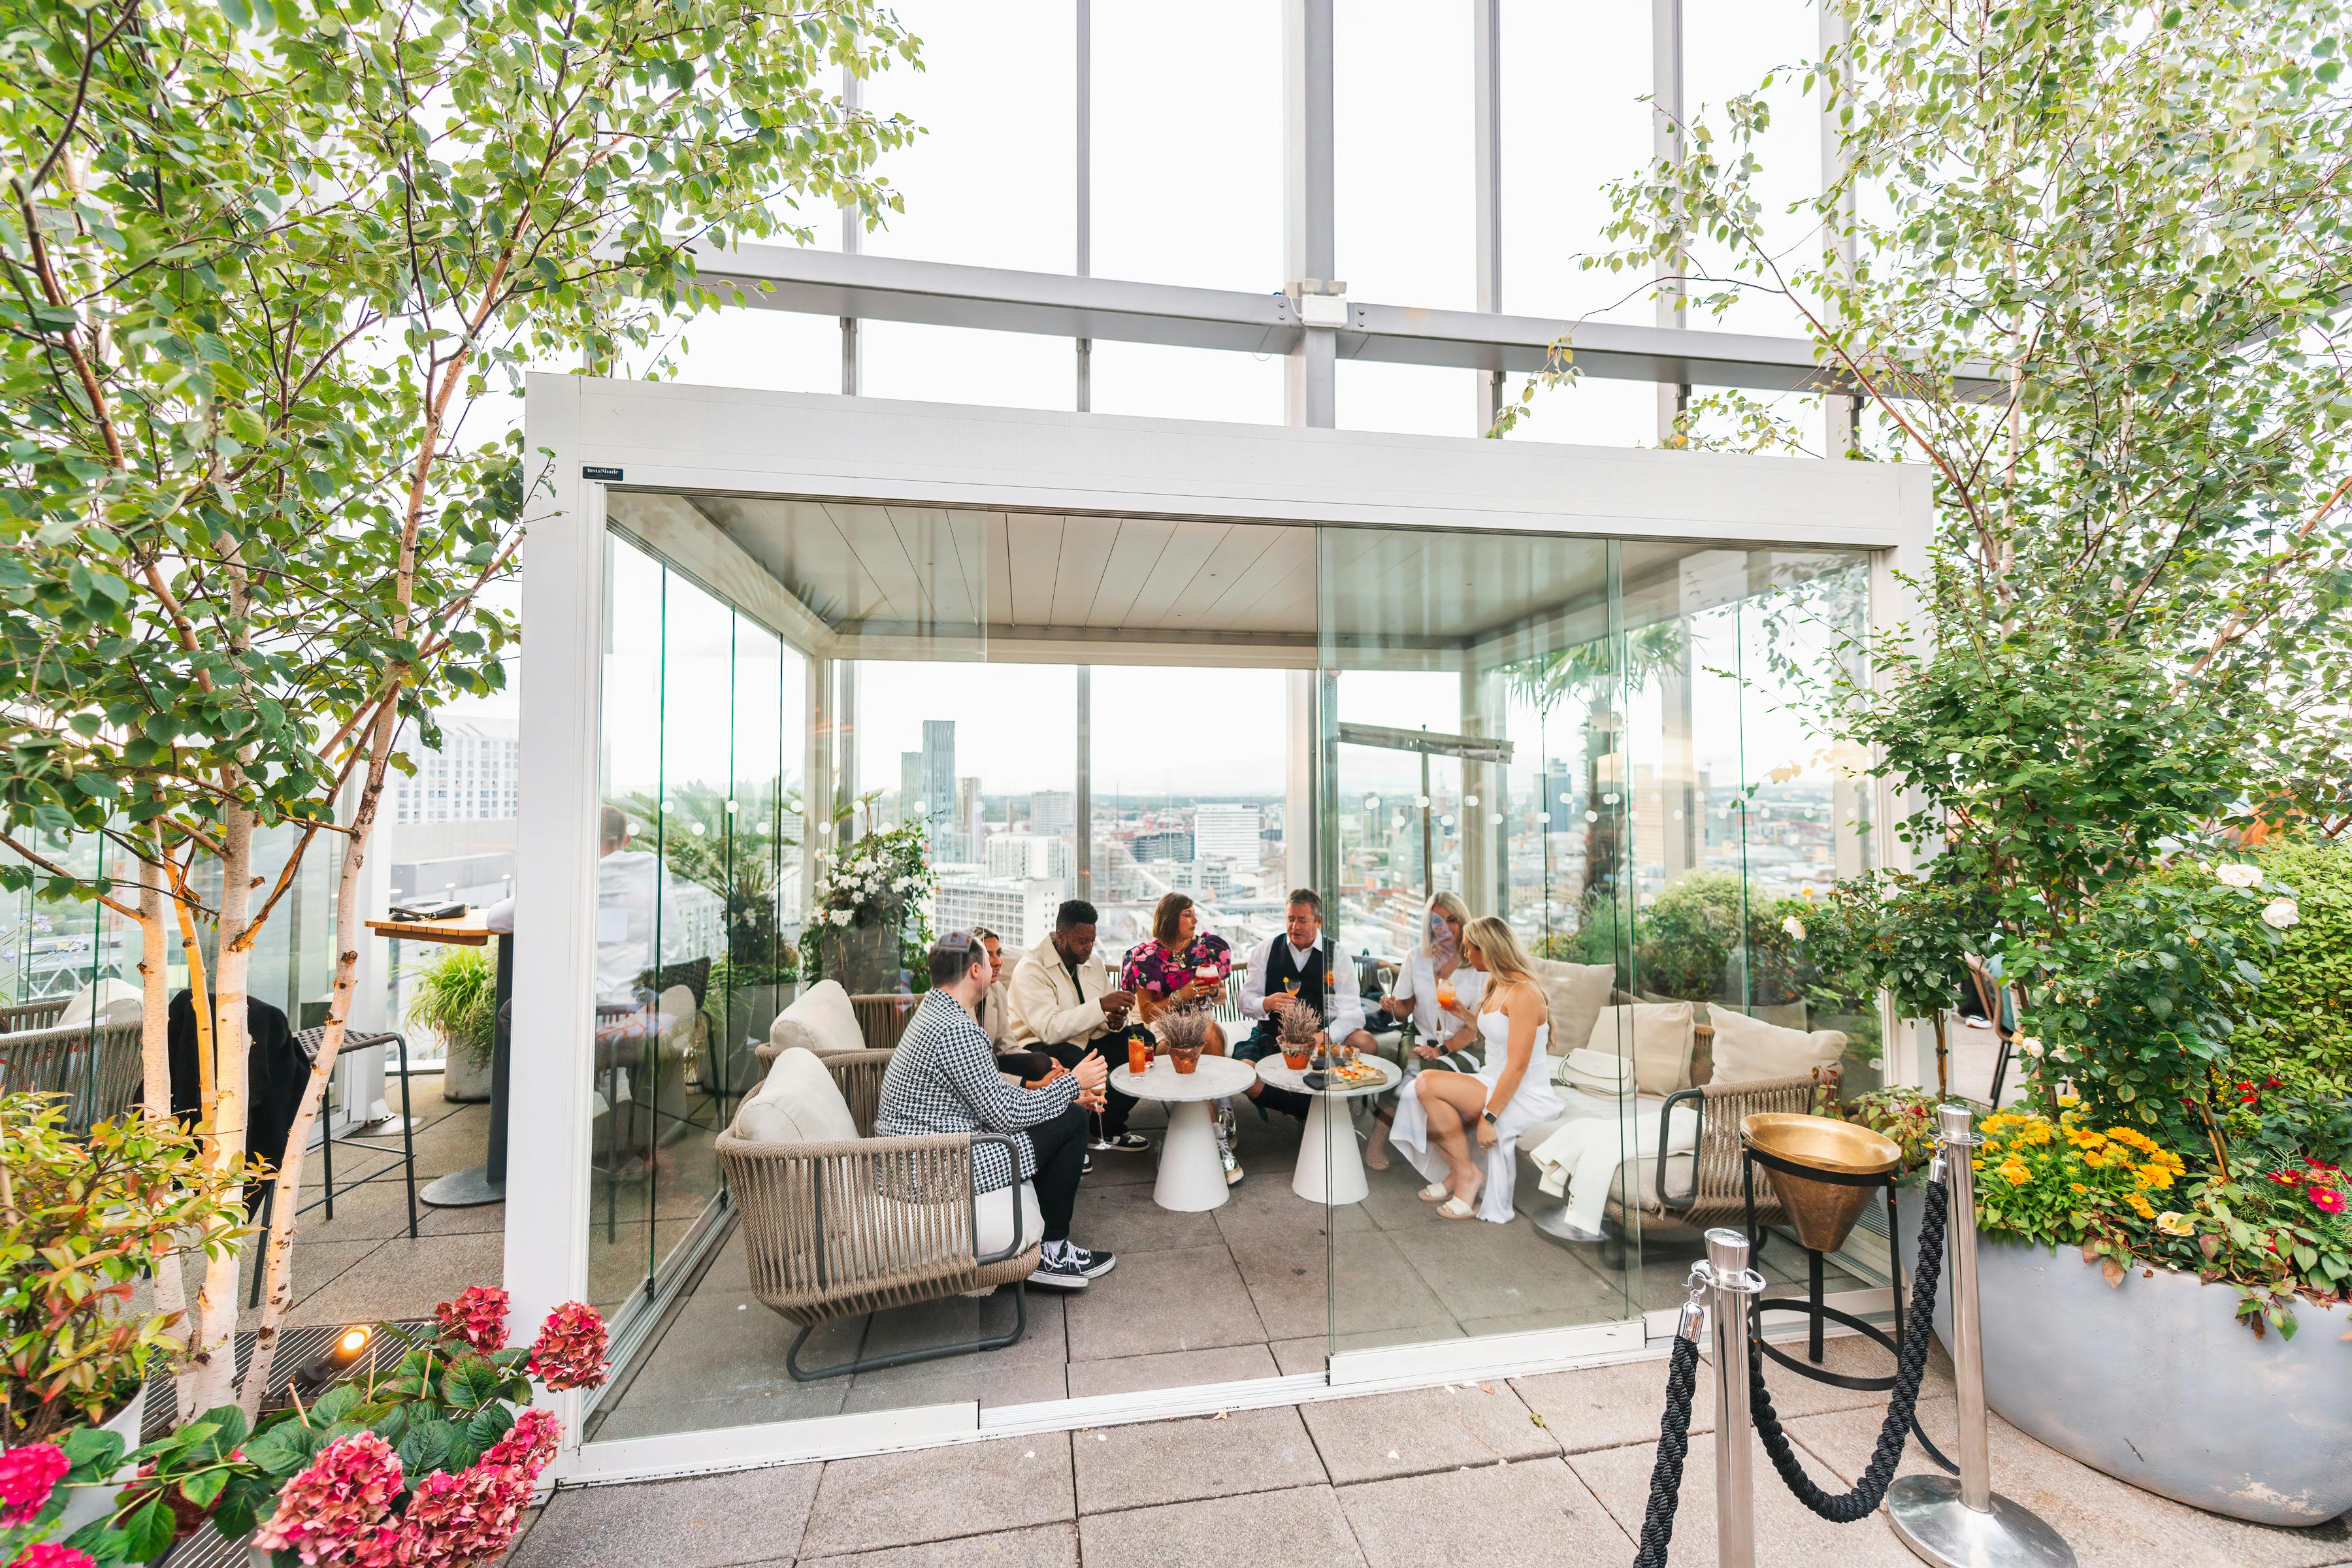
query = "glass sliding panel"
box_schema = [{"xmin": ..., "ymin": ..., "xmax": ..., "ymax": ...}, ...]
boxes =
[{"xmin": 1318, "ymin": 526, "xmax": 1638, "ymax": 1362}]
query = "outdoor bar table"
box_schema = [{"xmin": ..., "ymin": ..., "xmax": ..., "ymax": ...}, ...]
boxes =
[
  {"xmin": 1253, "ymin": 1053, "xmax": 1401, "ymax": 1205},
  {"xmin": 366, "ymin": 911, "xmax": 511, "ymax": 1208},
  {"xmin": 1107, "ymin": 1054, "xmax": 1258, "ymax": 1213}
]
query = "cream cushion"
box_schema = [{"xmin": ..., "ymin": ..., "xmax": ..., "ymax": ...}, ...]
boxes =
[
  {"xmin": 732, "ymin": 1046, "xmax": 859, "ymax": 1145},
  {"xmin": 762, "ymin": 979, "xmax": 862, "ymax": 1062},
  {"xmin": 1527, "ymin": 959, "xmax": 1615, "ymax": 1064},
  {"xmin": 1706, "ymin": 1006, "xmax": 1847, "ymax": 1085},
  {"xmin": 871, "ymin": 1182, "xmax": 1045, "ymax": 1262},
  {"xmin": 1585, "ymin": 1002, "xmax": 1697, "ymax": 1098}
]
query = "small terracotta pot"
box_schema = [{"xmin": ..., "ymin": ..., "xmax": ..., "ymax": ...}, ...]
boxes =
[{"xmin": 1170, "ymin": 1044, "xmax": 1201, "ymax": 1074}]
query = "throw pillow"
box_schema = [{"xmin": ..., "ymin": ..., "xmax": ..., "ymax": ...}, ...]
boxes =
[
  {"xmin": 1527, "ymin": 958, "xmax": 1615, "ymax": 1060},
  {"xmin": 731, "ymin": 1045, "xmax": 859, "ymax": 1145},
  {"xmin": 1706, "ymin": 1005, "xmax": 1848, "ymax": 1085},
  {"xmin": 1584, "ymin": 1002, "xmax": 1696, "ymax": 1097},
  {"xmin": 762, "ymin": 979, "xmax": 863, "ymax": 1061}
]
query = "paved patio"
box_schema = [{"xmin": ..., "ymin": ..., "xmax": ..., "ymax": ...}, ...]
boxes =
[
  {"xmin": 583, "ymin": 1095, "xmax": 1867, "ymax": 1441},
  {"xmin": 512, "ymin": 1335, "xmax": 2352, "ymax": 1567}
]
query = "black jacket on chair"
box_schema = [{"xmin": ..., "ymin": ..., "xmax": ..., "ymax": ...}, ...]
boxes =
[{"xmin": 167, "ymin": 989, "xmax": 307, "ymax": 1176}]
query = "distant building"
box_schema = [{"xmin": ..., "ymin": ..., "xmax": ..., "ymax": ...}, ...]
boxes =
[
  {"xmin": 390, "ymin": 715, "xmax": 520, "ymax": 824},
  {"xmin": 955, "ymin": 776, "xmax": 983, "ymax": 841},
  {"xmin": 985, "ymin": 833, "xmax": 1072, "ymax": 883},
  {"xmin": 1130, "ymin": 828, "xmax": 1194, "ymax": 863},
  {"xmin": 1194, "ymin": 803, "xmax": 1262, "ymax": 862},
  {"xmin": 1029, "ymin": 789, "xmax": 1075, "ymax": 839},
  {"xmin": 898, "ymin": 751, "xmax": 924, "ymax": 829},
  {"xmin": 935, "ymin": 875, "xmax": 1067, "ymax": 951}
]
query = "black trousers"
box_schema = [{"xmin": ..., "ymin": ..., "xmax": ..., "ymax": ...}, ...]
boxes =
[
  {"xmin": 1237, "ymin": 1024, "xmax": 1313, "ymax": 1121},
  {"xmin": 1022, "ymin": 1102, "xmax": 1091, "ymax": 1245},
  {"xmin": 1041, "ymin": 1033, "xmax": 1139, "ymax": 1137}
]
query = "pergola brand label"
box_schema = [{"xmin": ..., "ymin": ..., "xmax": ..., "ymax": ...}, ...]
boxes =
[{"xmin": 582, "ymin": 465, "xmax": 624, "ymax": 481}]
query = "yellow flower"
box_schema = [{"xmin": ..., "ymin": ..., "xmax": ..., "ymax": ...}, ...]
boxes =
[
  {"xmin": 2069, "ymin": 1182, "xmax": 2088, "ymax": 1194},
  {"xmin": 2127, "ymin": 1192, "xmax": 2155, "ymax": 1220},
  {"xmin": 1998, "ymin": 1158, "xmax": 2032, "ymax": 1187},
  {"xmin": 2157, "ymin": 1211, "xmax": 2195, "ymax": 1237},
  {"xmin": 2136, "ymin": 1164, "xmax": 2174, "ymax": 1191},
  {"xmin": 2057, "ymin": 1093, "xmax": 2080, "ymax": 1109},
  {"xmin": 2080, "ymin": 1150, "xmax": 2106, "ymax": 1169}
]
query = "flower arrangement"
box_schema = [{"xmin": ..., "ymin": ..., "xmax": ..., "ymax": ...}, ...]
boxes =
[
  {"xmin": 800, "ymin": 796, "xmax": 933, "ymax": 987},
  {"xmin": 1277, "ymin": 1000, "xmax": 1324, "ymax": 1053},
  {"xmin": 0, "ymin": 1286, "xmax": 606, "ymax": 1567},
  {"xmin": 1967, "ymin": 1103, "xmax": 2351, "ymax": 1339},
  {"xmin": 1816, "ymin": 1086, "xmax": 1942, "ymax": 1181},
  {"xmin": 2, "ymin": 1095, "xmax": 252, "ymax": 1445}
]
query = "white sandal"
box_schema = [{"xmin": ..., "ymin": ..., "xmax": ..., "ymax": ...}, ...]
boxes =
[
  {"xmin": 1417, "ymin": 1181, "xmax": 1452, "ymax": 1202},
  {"xmin": 1435, "ymin": 1196, "xmax": 1480, "ymax": 1220}
]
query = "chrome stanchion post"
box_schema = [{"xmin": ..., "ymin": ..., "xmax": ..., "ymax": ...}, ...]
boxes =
[
  {"xmin": 1886, "ymin": 1105, "xmax": 2076, "ymax": 1568},
  {"xmin": 1705, "ymin": 1227, "xmax": 1765, "ymax": 1568}
]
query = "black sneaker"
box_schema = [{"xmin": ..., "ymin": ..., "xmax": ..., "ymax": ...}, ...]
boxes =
[
  {"xmin": 1094, "ymin": 1132, "xmax": 1151, "ymax": 1154},
  {"xmin": 1062, "ymin": 1243, "xmax": 1117, "ymax": 1280},
  {"xmin": 1028, "ymin": 1251, "xmax": 1092, "ymax": 1291}
]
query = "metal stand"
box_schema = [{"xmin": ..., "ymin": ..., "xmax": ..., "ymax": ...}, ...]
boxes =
[
  {"xmin": 1741, "ymin": 1143, "xmax": 1908, "ymax": 1384},
  {"xmin": 421, "ymin": 932, "xmax": 512, "ymax": 1209},
  {"xmin": 1886, "ymin": 1106, "xmax": 2076, "ymax": 1568},
  {"xmin": 1701, "ymin": 1228, "xmax": 1766, "ymax": 1568}
]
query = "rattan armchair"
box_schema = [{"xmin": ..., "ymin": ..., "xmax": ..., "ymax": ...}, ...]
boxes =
[
  {"xmin": 0, "ymin": 999, "xmax": 70, "ymax": 1036},
  {"xmin": 0, "ymin": 1017, "xmax": 143, "ymax": 1131},
  {"xmin": 717, "ymin": 1048, "xmax": 1040, "ymax": 1382},
  {"xmin": 1603, "ymin": 1072, "xmax": 1820, "ymax": 1239},
  {"xmin": 848, "ymin": 994, "xmax": 919, "ymax": 1052}
]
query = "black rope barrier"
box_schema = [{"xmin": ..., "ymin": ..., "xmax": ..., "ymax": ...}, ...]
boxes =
[
  {"xmin": 1748, "ymin": 1179, "xmax": 1950, "ymax": 1522},
  {"xmin": 1631, "ymin": 1333, "xmax": 1703, "ymax": 1568}
]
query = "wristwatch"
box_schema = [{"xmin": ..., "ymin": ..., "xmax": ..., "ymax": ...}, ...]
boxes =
[{"xmin": 1480, "ymin": 1109, "xmax": 1499, "ymax": 1127}]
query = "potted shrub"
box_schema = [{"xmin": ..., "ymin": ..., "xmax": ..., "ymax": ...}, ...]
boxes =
[
  {"xmin": 802, "ymin": 798, "xmax": 931, "ymax": 996},
  {"xmin": 2, "ymin": 1095, "xmax": 248, "ymax": 1535},
  {"xmin": 0, "ymin": 1286, "xmax": 608, "ymax": 1565},
  {"xmin": 404, "ymin": 945, "xmax": 498, "ymax": 1103}
]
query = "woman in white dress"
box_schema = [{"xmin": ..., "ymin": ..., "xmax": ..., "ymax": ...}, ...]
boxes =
[
  {"xmin": 1387, "ymin": 917, "xmax": 1563, "ymax": 1222},
  {"xmin": 1364, "ymin": 890, "xmax": 1484, "ymax": 1171}
]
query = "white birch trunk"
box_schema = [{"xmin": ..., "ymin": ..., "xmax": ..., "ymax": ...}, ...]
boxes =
[
  {"xmin": 185, "ymin": 802, "xmax": 254, "ymax": 1413},
  {"xmin": 243, "ymin": 702, "xmax": 402, "ymax": 1414},
  {"xmin": 137, "ymin": 857, "xmax": 193, "ymax": 1420}
]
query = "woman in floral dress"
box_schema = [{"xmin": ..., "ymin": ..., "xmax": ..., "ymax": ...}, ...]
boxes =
[{"xmin": 1121, "ymin": 892, "xmax": 1247, "ymax": 1184}]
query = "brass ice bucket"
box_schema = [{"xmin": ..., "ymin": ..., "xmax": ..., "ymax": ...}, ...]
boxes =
[{"xmin": 1740, "ymin": 1113, "xmax": 1901, "ymax": 1254}]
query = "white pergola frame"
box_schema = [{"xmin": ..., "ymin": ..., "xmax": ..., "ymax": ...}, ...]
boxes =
[{"xmin": 512, "ymin": 373, "xmax": 1933, "ymax": 1486}]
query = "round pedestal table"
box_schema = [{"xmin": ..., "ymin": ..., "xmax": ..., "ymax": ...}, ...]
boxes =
[
  {"xmin": 1253, "ymin": 1054, "xmax": 1401, "ymax": 1205},
  {"xmin": 1108, "ymin": 1055, "xmax": 1260, "ymax": 1213}
]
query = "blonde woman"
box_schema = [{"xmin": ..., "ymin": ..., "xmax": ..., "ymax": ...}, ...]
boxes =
[
  {"xmin": 1386, "ymin": 917, "xmax": 1562, "ymax": 1222},
  {"xmin": 1364, "ymin": 890, "xmax": 1483, "ymax": 1171}
]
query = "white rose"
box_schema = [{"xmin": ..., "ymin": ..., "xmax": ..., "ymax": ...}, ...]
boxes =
[
  {"xmin": 2215, "ymin": 863, "xmax": 2262, "ymax": 889},
  {"xmin": 2017, "ymin": 1035, "xmax": 2044, "ymax": 1058},
  {"xmin": 2261, "ymin": 897, "xmax": 2300, "ymax": 929},
  {"xmin": 1781, "ymin": 915, "xmax": 1806, "ymax": 941}
]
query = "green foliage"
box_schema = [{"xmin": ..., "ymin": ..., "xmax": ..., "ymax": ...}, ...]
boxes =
[
  {"xmin": 403, "ymin": 944, "xmax": 498, "ymax": 1071},
  {"xmin": 1818, "ymin": 1084, "xmax": 1942, "ymax": 1182},
  {"xmin": 1, "ymin": 1096, "xmax": 252, "ymax": 1443},
  {"xmin": 2034, "ymin": 857, "xmax": 2290, "ymax": 1149},
  {"xmin": 617, "ymin": 781, "xmax": 801, "ymax": 976},
  {"xmin": 1560, "ymin": 872, "xmax": 1803, "ymax": 1005},
  {"xmin": 2222, "ymin": 841, "xmax": 2352, "ymax": 1090}
]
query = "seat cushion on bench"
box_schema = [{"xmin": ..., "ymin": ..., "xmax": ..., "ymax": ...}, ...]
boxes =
[
  {"xmin": 1705, "ymin": 1006, "xmax": 1846, "ymax": 1085},
  {"xmin": 732, "ymin": 1045, "xmax": 859, "ymax": 1145},
  {"xmin": 762, "ymin": 980, "xmax": 863, "ymax": 1062}
]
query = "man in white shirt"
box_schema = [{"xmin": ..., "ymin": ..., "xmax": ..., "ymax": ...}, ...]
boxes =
[{"xmin": 1235, "ymin": 888, "xmax": 1378, "ymax": 1123}]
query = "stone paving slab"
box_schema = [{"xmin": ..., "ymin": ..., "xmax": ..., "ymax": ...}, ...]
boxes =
[
  {"xmin": 1064, "ymin": 1343, "xmax": 1280, "ymax": 1399},
  {"xmin": 508, "ymin": 1462, "xmax": 821, "ymax": 1568},
  {"xmin": 1073, "ymin": 1405, "xmax": 1326, "ymax": 1513},
  {"xmin": 1076, "ymin": 1483, "xmax": 1369, "ymax": 1568},
  {"xmin": 1334, "ymin": 1456, "xmax": 1634, "ymax": 1568},
  {"xmin": 1571, "ymin": 1433, "xmax": 1921, "ymax": 1568},
  {"xmin": 1299, "ymin": 1382, "xmax": 1560, "ymax": 1484},
  {"xmin": 798, "ymin": 1435, "xmax": 1075, "ymax": 1560},
  {"xmin": 1790, "ymin": 1398, "xmax": 2352, "ymax": 1568},
  {"xmin": 796, "ymin": 1520, "xmax": 1079, "ymax": 1568}
]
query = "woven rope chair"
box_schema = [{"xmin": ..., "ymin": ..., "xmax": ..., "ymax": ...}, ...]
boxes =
[
  {"xmin": 0, "ymin": 1018, "xmax": 144, "ymax": 1131},
  {"xmin": 849, "ymin": 994, "xmax": 919, "ymax": 1052},
  {"xmin": 1602, "ymin": 1071, "xmax": 1821, "ymax": 1241},
  {"xmin": 0, "ymin": 999, "xmax": 70, "ymax": 1035},
  {"xmin": 717, "ymin": 1048, "xmax": 1039, "ymax": 1382}
]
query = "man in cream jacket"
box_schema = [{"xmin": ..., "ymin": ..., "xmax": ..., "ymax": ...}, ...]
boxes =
[{"xmin": 1007, "ymin": 899, "xmax": 1147, "ymax": 1152}]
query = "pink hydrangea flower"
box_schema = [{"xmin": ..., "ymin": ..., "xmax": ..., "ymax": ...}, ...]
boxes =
[
  {"xmin": 433, "ymin": 1286, "xmax": 512, "ymax": 1354},
  {"xmin": 252, "ymin": 1433, "xmax": 404, "ymax": 1565},
  {"xmin": 11, "ymin": 1544, "xmax": 98, "ymax": 1568},
  {"xmin": 0, "ymin": 1442, "xmax": 70, "ymax": 1527},
  {"xmin": 483, "ymin": 1408, "xmax": 563, "ymax": 1475},
  {"xmin": 525, "ymin": 1302, "xmax": 609, "ymax": 1392},
  {"xmin": 391, "ymin": 1460, "xmax": 534, "ymax": 1568}
]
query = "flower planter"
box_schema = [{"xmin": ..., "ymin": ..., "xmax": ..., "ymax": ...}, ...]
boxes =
[
  {"xmin": 819, "ymin": 916, "xmax": 901, "ymax": 996},
  {"xmin": 1896, "ymin": 1188, "xmax": 2352, "ymax": 1524},
  {"xmin": 439, "ymin": 1044, "xmax": 492, "ymax": 1103},
  {"xmin": 42, "ymin": 1380, "xmax": 147, "ymax": 1538}
]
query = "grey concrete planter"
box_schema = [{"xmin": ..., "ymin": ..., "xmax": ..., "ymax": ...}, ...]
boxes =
[{"xmin": 1897, "ymin": 1187, "xmax": 2352, "ymax": 1524}]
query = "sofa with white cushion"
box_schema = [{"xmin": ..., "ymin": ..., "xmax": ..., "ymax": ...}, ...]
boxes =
[{"xmin": 717, "ymin": 1043, "xmax": 1041, "ymax": 1380}]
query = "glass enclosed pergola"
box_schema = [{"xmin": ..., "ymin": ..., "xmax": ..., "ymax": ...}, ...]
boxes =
[{"xmin": 506, "ymin": 370, "xmax": 1927, "ymax": 1480}]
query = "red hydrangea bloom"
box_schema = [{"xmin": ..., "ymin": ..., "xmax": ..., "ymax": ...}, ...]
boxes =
[
  {"xmin": 434, "ymin": 1286, "xmax": 512, "ymax": 1354},
  {"xmin": 525, "ymin": 1302, "xmax": 609, "ymax": 1392},
  {"xmin": 252, "ymin": 1433, "xmax": 404, "ymax": 1565},
  {"xmin": 11, "ymin": 1544, "xmax": 98, "ymax": 1568},
  {"xmin": 484, "ymin": 1408, "xmax": 563, "ymax": 1475},
  {"xmin": 392, "ymin": 1460, "xmax": 534, "ymax": 1568},
  {"xmin": 0, "ymin": 1442, "xmax": 69, "ymax": 1527}
]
